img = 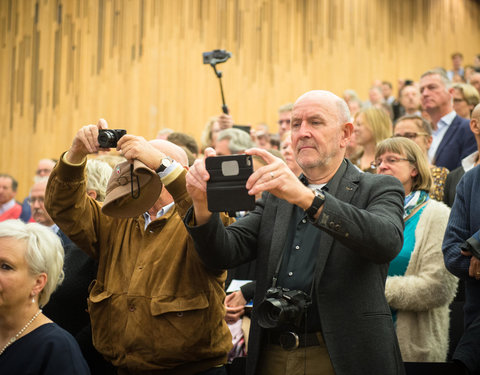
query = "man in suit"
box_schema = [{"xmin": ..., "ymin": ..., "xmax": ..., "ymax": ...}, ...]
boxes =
[
  {"xmin": 420, "ymin": 69, "xmax": 476, "ymax": 171},
  {"xmin": 185, "ymin": 90, "xmax": 406, "ymax": 375},
  {"xmin": 444, "ymin": 104, "xmax": 480, "ymax": 207},
  {"xmin": 443, "ymin": 165, "xmax": 480, "ymax": 374}
]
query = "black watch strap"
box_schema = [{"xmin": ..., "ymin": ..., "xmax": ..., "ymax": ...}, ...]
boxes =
[
  {"xmin": 305, "ymin": 190, "xmax": 325, "ymax": 219},
  {"xmin": 155, "ymin": 157, "xmax": 173, "ymax": 173}
]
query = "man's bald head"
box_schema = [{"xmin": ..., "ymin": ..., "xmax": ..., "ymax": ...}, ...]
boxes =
[
  {"xmin": 149, "ymin": 139, "xmax": 189, "ymax": 167},
  {"xmin": 472, "ymin": 103, "xmax": 480, "ymax": 120},
  {"xmin": 294, "ymin": 90, "xmax": 351, "ymax": 125}
]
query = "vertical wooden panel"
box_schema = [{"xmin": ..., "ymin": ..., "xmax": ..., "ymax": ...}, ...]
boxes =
[{"xmin": 1, "ymin": 0, "xmax": 480, "ymax": 199}]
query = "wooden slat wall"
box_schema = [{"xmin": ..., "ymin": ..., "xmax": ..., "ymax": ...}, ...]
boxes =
[{"xmin": 2, "ymin": 0, "xmax": 480, "ymax": 199}]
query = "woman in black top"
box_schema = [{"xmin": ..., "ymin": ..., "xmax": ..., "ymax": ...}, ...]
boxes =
[{"xmin": 0, "ymin": 220, "xmax": 90, "ymax": 374}]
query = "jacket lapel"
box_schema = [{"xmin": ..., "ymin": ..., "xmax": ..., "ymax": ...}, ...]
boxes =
[
  {"xmin": 434, "ymin": 115, "xmax": 459, "ymax": 163},
  {"xmin": 314, "ymin": 165, "xmax": 359, "ymax": 281}
]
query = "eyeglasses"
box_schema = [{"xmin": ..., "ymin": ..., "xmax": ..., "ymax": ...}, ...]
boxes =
[
  {"xmin": 26, "ymin": 197, "xmax": 44, "ymax": 205},
  {"xmin": 371, "ymin": 156, "xmax": 411, "ymax": 169},
  {"xmin": 35, "ymin": 169, "xmax": 52, "ymax": 176},
  {"xmin": 453, "ymin": 98, "xmax": 466, "ymax": 104},
  {"xmin": 392, "ymin": 132, "xmax": 429, "ymax": 140},
  {"xmin": 278, "ymin": 119, "xmax": 291, "ymax": 125}
]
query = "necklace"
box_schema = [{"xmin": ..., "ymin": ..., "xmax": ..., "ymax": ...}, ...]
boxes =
[{"xmin": 0, "ymin": 309, "xmax": 42, "ymax": 356}]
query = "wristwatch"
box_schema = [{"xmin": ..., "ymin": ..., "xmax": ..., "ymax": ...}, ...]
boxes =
[
  {"xmin": 155, "ymin": 157, "xmax": 173, "ymax": 173},
  {"xmin": 305, "ymin": 189, "xmax": 325, "ymax": 219}
]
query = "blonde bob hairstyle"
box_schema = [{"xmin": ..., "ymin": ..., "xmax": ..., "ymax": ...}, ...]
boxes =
[
  {"xmin": 375, "ymin": 137, "xmax": 433, "ymax": 193},
  {"xmin": 0, "ymin": 220, "xmax": 65, "ymax": 307},
  {"xmin": 355, "ymin": 107, "xmax": 392, "ymax": 144}
]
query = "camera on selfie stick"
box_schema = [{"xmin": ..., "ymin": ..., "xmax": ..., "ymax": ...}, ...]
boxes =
[{"xmin": 202, "ymin": 49, "xmax": 232, "ymax": 114}]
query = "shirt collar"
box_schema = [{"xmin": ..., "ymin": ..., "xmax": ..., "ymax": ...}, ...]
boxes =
[
  {"xmin": 461, "ymin": 151, "xmax": 479, "ymax": 172},
  {"xmin": 300, "ymin": 159, "xmax": 348, "ymax": 194},
  {"xmin": 438, "ymin": 111, "xmax": 457, "ymax": 129},
  {"xmin": 0, "ymin": 199, "xmax": 16, "ymax": 214},
  {"xmin": 143, "ymin": 202, "xmax": 175, "ymax": 229}
]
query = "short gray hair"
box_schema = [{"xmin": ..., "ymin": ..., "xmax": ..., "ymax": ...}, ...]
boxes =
[
  {"xmin": 217, "ymin": 128, "xmax": 254, "ymax": 154},
  {"xmin": 86, "ymin": 159, "xmax": 114, "ymax": 202},
  {"xmin": 0, "ymin": 220, "xmax": 64, "ymax": 307},
  {"xmin": 421, "ymin": 68, "xmax": 451, "ymax": 88}
]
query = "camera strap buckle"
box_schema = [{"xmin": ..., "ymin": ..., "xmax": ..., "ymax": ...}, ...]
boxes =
[{"xmin": 279, "ymin": 331, "xmax": 300, "ymax": 351}]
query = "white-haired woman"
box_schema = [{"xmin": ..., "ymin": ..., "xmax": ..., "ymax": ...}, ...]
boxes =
[{"xmin": 0, "ymin": 220, "xmax": 90, "ymax": 374}]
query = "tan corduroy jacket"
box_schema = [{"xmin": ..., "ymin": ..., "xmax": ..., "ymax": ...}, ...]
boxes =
[{"xmin": 45, "ymin": 155, "xmax": 233, "ymax": 374}]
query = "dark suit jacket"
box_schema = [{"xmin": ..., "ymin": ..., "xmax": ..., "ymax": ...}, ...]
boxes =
[
  {"xmin": 443, "ymin": 166, "xmax": 466, "ymax": 207},
  {"xmin": 43, "ymin": 230, "xmax": 97, "ymax": 335},
  {"xmin": 186, "ymin": 160, "xmax": 406, "ymax": 375},
  {"xmin": 434, "ymin": 115, "xmax": 476, "ymax": 171}
]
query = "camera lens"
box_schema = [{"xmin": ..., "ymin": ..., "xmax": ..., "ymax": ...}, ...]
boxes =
[
  {"xmin": 98, "ymin": 131, "xmax": 114, "ymax": 145},
  {"xmin": 257, "ymin": 299, "xmax": 289, "ymax": 329}
]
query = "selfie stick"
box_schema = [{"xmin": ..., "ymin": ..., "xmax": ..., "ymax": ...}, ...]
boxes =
[{"xmin": 210, "ymin": 64, "xmax": 229, "ymax": 115}]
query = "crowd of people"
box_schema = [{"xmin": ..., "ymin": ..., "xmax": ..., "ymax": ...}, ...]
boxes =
[{"xmin": 1, "ymin": 53, "xmax": 480, "ymax": 375}]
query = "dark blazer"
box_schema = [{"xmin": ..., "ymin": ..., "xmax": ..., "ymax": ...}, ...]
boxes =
[
  {"xmin": 434, "ymin": 115, "xmax": 476, "ymax": 171},
  {"xmin": 43, "ymin": 230, "xmax": 97, "ymax": 336},
  {"xmin": 443, "ymin": 165, "xmax": 480, "ymax": 329},
  {"xmin": 186, "ymin": 160, "xmax": 406, "ymax": 375},
  {"xmin": 443, "ymin": 166, "xmax": 466, "ymax": 207}
]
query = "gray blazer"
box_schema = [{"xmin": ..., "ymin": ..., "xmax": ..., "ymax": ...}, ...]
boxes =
[{"xmin": 186, "ymin": 160, "xmax": 406, "ymax": 374}]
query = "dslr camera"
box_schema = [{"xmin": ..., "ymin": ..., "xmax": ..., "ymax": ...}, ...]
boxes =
[
  {"xmin": 257, "ymin": 287, "xmax": 311, "ymax": 330},
  {"xmin": 98, "ymin": 129, "xmax": 126, "ymax": 148},
  {"xmin": 202, "ymin": 49, "xmax": 232, "ymax": 66}
]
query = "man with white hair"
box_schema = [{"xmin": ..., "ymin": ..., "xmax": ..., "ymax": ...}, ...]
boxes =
[
  {"xmin": 45, "ymin": 120, "xmax": 232, "ymax": 374},
  {"xmin": 20, "ymin": 158, "xmax": 57, "ymax": 222},
  {"xmin": 185, "ymin": 90, "xmax": 405, "ymax": 374},
  {"xmin": 420, "ymin": 69, "xmax": 476, "ymax": 170}
]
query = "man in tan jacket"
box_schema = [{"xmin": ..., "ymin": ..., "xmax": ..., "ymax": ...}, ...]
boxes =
[{"xmin": 45, "ymin": 119, "xmax": 232, "ymax": 375}]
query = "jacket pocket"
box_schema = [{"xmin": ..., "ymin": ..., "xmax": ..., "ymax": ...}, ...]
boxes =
[
  {"xmin": 149, "ymin": 293, "xmax": 212, "ymax": 362},
  {"xmin": 87, "ymin": 280, "xmax": 114, "ymax": 357},
  {"xmin": 150, "ymin": 293, "xmax": 209, "ymax": 316}
]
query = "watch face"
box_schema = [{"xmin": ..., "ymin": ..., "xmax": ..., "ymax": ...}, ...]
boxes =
[{"xmin": 162, "ymin": 158, "xmax": 172, "ymax": 168}]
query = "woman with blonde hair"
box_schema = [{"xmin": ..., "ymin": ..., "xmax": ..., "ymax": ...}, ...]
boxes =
[
  {"xmin": 374, "ymin": 138, "xmax": 458, "ymax": 362},
  {"xmin": 0, "ymin": 220, "xmax": 90, "ymax": 373},
  {"xmin": 353, "ymin": 107, "xmax": 392, "ymax": 171},
  {"xmin": 393, "ymin": 115, "xmax": 448, "ymax": 201},
  {"xmin": 452, "ymin": 83, "xmax": 480, "ymax": 119},
  {"xmin": 200, "ymin": 113, "xmax": 234, "ymax": 153}
]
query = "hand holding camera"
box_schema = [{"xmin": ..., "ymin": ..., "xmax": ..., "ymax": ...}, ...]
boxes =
[{"xmin": 67, "ymin": 119, "xmax": 111, "ymax": 164}]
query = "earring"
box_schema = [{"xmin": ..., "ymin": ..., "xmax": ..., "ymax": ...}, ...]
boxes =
[{"xmin": 31, "ymin": 294, "xmax": 36, "ymax": 304}]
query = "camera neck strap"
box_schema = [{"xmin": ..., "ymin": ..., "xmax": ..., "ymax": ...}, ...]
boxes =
[
  {"xmin": 270, "ymin": 232, "xmax": 315, "ymax": 305},
  {"xmin": 130, "ymin": 164, "xmax": 140, "ymax": 199}
]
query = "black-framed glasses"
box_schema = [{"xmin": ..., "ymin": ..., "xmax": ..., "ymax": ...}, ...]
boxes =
[
  {"xmin": 392, "ymin": 132, "xmax": 429, "ymax": 140},
  {"xmin": 371, "ymin": 156, "xmax": 411, "ymax": 169}
]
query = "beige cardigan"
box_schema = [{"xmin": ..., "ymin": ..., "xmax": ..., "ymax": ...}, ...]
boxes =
[{"xmin": 385, "ymin": 199, "xmax": 458, "ymax": 362}]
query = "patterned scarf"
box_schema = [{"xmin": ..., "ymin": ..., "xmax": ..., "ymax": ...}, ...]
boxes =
[{"xmin": 403, "ymin": 190, "xmax": 429, "ymax": 220}]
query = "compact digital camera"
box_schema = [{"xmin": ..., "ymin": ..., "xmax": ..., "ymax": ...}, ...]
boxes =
[{"xmin": 98, "ymin": 129, "xmax": 126, "ymax": 148}]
